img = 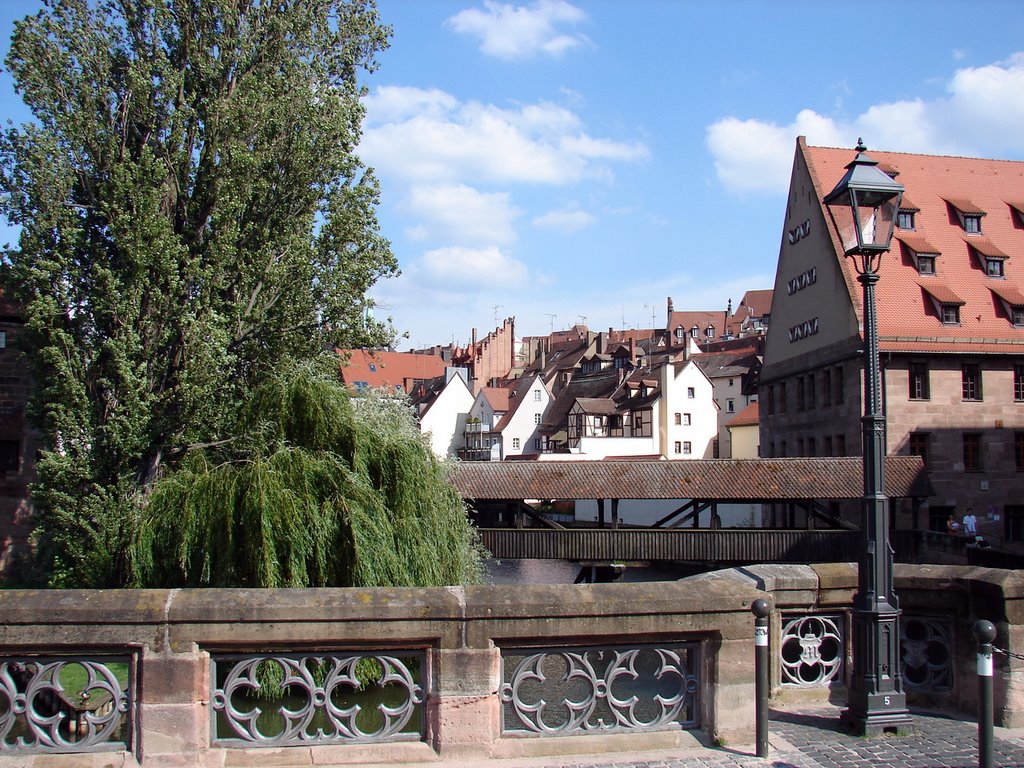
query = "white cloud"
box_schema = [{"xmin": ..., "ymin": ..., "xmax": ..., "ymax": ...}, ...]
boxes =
[
  {"xmin": 446, "ymin": 0, "xmax": 588, "ymax": 60},
  {"xmin": 361, "ymin": 86, "xmax": 648, "ymax": 186},
  {"xmin": 532, "ymin": 207, "xmax": 595, "ymax": 232},
  {"xmin": 706, "ymin": 110, "xmax": 844, "ymax": 195},
  {"xmin": 706, "ymin": 53, "xmax": 1024, "ymax": 195},
  {"xmin": 362, "ymin": 86, "xmax": 457, "ymax": 123},
  {"xmin": 407, "ymin": 184, "xmax": 521, "ymax": 245},
  {"xmin": 420, "ymin": 245, "xmax": 529, "ymax": 286}
]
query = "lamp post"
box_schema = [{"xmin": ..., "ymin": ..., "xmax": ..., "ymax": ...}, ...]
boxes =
[{"xmin": 823, "ymin": 140, "xmax": 912, "ymax": 736}]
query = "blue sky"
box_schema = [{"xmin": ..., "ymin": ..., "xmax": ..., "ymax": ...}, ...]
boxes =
[{"xmin": 4, "ymin": 2, "xmax": 1024, "ymax": 349}]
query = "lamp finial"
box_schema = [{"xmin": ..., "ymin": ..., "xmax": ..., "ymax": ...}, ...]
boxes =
[{"xmin": 856, "ymin": 138, "xmax": 867, "ymax": 152}]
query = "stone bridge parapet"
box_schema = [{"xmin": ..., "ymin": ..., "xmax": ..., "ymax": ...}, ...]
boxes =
[{"xmin": 0, "ymin": 578, "xmax": 762, "ymax": 766}]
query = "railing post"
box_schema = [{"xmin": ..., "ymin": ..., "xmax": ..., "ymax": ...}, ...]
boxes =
[
  {"xmin": 751, "ymin": 598, "xmax": 771, "ymax": 758},
  {"xmin": 975, "ymin": 619, "xmax": 996, "ymax": 768}
]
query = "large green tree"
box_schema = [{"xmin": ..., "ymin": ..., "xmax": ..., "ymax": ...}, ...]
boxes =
[{"xmin": 0, "ymin": 0, "xmax": 400, "ymax": 586}]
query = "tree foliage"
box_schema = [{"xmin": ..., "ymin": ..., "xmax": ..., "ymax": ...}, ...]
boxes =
[
  {"xmin": 131, "ymin": 359, "xmax": 483, "ymax": 588},
  {"xmin": 0, "ymin": 0, "xmax": 401, "ymax": 586}
]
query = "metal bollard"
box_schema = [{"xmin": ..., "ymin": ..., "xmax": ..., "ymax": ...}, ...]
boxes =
[
  {"xmin": 752, "ymin": 598, "xmax": 771, "ymax": 758},
  {"xmin": 974, "ymin": 619, "xmax": 996, "ymax": 768}
]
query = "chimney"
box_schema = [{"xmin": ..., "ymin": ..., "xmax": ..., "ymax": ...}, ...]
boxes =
[{"xmin": 629, "ymin": 337, "xmax": 636, "ymax": 365}]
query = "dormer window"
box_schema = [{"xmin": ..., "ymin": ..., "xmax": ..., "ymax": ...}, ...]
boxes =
[
  {"xmin": 705, "ymin": 325, "xmax": 714, "ymax": 338},
  {"xmin": 1009, "ymin": 202, "xmax": 1024, "ymax": 227},
  {"xmin": 970, "ymin": 241, "xmax": 1008, "ymax": 279},
  {"xmin": 690, "ymin": 325, "xmax": 699, "ymax": 338},
  {"xmin": 944, "ymin": 198, "xmax": 986, "ymax": 235},
  {"xmin": 988, "ymin": 283, "xmax": 1024, "ymax": 327},
  {"xmin": 897, "ymin": 211, "xmax": 915, "ymax": 230},
  {"xmin": 898, "ymin": 234, "xmax": 941, "ymax": 278},
  {"xmin": 920, "ymin": 281, "xmax": 964, "ymax": 326},
  {"xmin": 675, "ymin": 326, "xmax": 684, "ymax": 341}
]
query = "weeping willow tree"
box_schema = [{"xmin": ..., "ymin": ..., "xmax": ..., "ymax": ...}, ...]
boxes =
[{"xmin": 129, "ymin": 359, "xmax": 483, "ymax": 588}]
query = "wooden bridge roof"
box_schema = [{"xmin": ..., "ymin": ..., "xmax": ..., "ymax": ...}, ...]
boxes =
[{"xmin": 448, "ymin": 457, "xmax": 932, "ymax": 502}]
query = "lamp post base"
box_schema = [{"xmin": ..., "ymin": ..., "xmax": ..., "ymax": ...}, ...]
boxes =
[{"xmin": 841, "ymin": 697, "xmax": 914, "ymax": 737}]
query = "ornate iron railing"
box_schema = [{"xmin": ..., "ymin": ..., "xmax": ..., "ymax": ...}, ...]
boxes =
[
  {"xmin": 780, "ymin": 612, "xmax": 954, "ymax": 693},
  {"xmin": 499, "ymin": 643, "xmax": 700, "ymax": 735},
  {"xmin": 210, "ymin": 651, "xmax": 424, "ymax": 746},
  {"xmin": 0, "ymin": 656, "xmax": 133, "ymax": 754},
  {"xmin": 901, "ymin": 616, "xmax": 953, "ymax": 691},
  {"xmin": 780, "ymin": 614, "xmax": 845, "ymax": 688}
]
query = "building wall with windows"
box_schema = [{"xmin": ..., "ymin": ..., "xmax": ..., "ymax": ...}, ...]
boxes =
[
  {"xmin": 0, "ymin": 300, "xmax": 37, "ymax": 578},
  {"xmin": 761, "ymin": 137, "xmax": 1024, "ymax": 547},
  {"xmin": 494, "ymin": 375, "xmax": 551, "ymax": 459}
]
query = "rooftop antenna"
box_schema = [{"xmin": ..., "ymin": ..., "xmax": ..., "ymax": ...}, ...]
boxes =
[
  {"xmin": 643, "ymin": 303, "xmax": 657, "ymax": 330},
  {"xmin": 545, "ymin": 313, "xmax": 558, "ymax": 333},
  {"xmin": 578, "ymin": 315, "xmax": 587, "ymax": 325},
  {"xmin": 491, "ymin": 304, "xmax": 503, "ymax": 326}
]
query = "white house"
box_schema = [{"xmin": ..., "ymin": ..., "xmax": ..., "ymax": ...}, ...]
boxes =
[
  {"xmin": 461, "ymin": 385, "xmax": 511, "ymax": 461},
  {"xmin": 416, "ymin": 368, "xmax": 475, "ymax": 459},
  {"xmin": 493, "ymin": 374, "xmax": 552, "ymax": 458}
]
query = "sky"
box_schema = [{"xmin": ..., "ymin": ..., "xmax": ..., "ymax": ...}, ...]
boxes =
[{"xmin": 3, "ymin": 2, "xmax": 1024, "ymax": 350}]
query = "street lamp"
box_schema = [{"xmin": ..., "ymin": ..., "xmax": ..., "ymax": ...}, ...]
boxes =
[{"xmin": 823, "ymin": 139, "xmax": 912, "ymax": 736}]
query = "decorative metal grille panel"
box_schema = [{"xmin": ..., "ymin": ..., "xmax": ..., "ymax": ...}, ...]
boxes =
[
  {"xmin": 211, "ymin": 652, "xmax": 424, "ymax": 746},
  {"xmin": 0, "ymin": 656, "xmax": 133, "ymax": 753},
  {"xmin": 901, "ymin": 616, "xmax": 953, "ymax": 691},
  {"xmin": 780, "ymin": 614, "xmax": 844, "ymax": 687},
  {"xmin": 499, "ymin": 643, "xmax": 699, "ymax": 735}
]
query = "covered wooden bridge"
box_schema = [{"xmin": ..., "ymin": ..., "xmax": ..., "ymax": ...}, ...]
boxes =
[{"xmin": 448, "ymin": 457, "xmax": 933, "ymax": 567}]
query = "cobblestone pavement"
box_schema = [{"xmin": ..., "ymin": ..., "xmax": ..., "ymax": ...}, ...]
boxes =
[{"xmin": 527, "ymin": 705, "xmax": 1024, "ymax": 768}]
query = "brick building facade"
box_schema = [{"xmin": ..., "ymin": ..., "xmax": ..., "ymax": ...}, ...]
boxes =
[{"xmin": 761, "ymin": 137, "xmax": 1024, "ymax": 546}]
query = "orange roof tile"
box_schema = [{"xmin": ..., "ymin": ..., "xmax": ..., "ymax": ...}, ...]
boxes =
[
  {"xmin": 804, "ymin": 143, "xmax": 1024, "ymax": 350},
  {"xmin": 895, "ymin": 232, "xmax": 940, "ymax": 255},
  {"xmin": 943, "ymin": 197, "xmax": 987, "ymax": 216},
  {"xmin": 918, "ymin": 281, "xmax": 965, "ymax": 306},
  {"xmin": 965, "ymin": 236, "xmax": 1008, "ymax": 259},
  {"xmin": 990, "ymin": 283, "xmax": 1024, "ymax": 307},
  {"xmin": 727, "ymin": 401, "xmax": 760, "ymax": 427},
  {"xmin": 338, "ymin": 349, "xmax": 448, "ymax": 393},
  {"xmin": 480, "ymin": 386, "xmax": 511, "ymax": 412}
]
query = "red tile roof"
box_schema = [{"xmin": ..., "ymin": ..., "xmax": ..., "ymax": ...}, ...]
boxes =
[
  {"xmin": 966, "ymin": 236, "xmax": 1008, "ymax": 259},
  {"xmin": 804, "ymin": 142, "xmax": 1024, "ymax": 351},
  {"xmin": 918, "ymin": 281, "xmax": 965, "ymax": 306},
  {"xmin": 990, "ymin": 283, "xmax": 1024, "ymax": 307},
  {"xmin": 480, "ymin": 386, "xmax": 511, "ymax": 413},
  {"xmin": 449, "ymin": 456, "xmax": 931, "ymax": 501},
  {"xmin": 727, "ymin": 401, "xmax": 760, "ymax": 428},
  {"xmin": 943, "ymin": 197, "xmax": 987, "ymax": 216},
  {"xmin": 895, "ymin": 232, "xmax": 940, "ymax": 255},
  {"xmin": 338, "ymin": 349, "xmax": 448, "ymax": 393}
]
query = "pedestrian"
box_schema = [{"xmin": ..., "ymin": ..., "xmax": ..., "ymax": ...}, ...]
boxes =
[
  {"xmin": 946, "ymin": 514, "xmax": 961, "ymax": 535},
  {"xmin": 963, "ymin": 508, "xmax": 977, "ymax": 536}
]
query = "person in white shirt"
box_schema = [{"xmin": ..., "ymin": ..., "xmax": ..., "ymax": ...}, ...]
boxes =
[{"xmin": 963, "ymin": 508, "xmax": 977, "ymax": 536}]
